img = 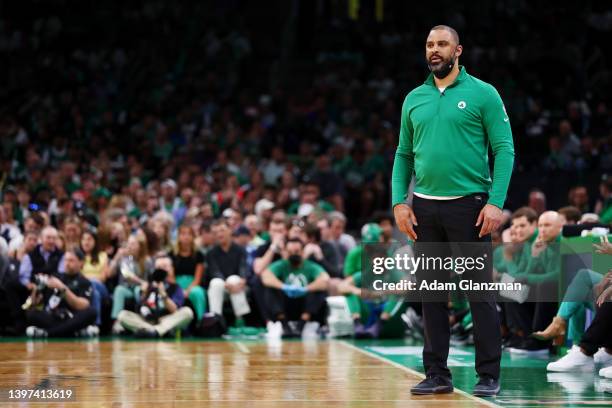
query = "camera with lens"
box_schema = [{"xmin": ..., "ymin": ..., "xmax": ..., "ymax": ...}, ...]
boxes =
[
  {"xmin": 33, "ymin": 274, "xmax": 49, "ymax": 291},
  {"xmin": 150, "ymin": 268, "xmax": 168, "ymax": 284}
]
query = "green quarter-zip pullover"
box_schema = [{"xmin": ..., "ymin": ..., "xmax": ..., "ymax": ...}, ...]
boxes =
[{"xmin": 391, "ymin": 66, "xmax": 515, "ymax": 209}]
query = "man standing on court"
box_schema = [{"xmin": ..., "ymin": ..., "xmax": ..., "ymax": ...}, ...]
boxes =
[{"xmin": 392, "ymin": 25, "xmax": 514, "ymax": 397}]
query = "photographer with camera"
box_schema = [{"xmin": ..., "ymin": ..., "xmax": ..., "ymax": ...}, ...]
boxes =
[
  {"xmin": 116, "ymin": 255, "xmax": 193, "ymax": 338},
  {"xmin": 25, "ymin": 248, "xmax": 97, "ymax": 337}
]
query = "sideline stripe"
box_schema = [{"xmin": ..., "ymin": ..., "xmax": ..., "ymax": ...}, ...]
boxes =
[
  {"xmin": 233, "ymin": 341, "xmax": 250, "ymax": 354},
  {"xmin": 338, "ymin": 340, "xmax": 503, "ymax": 408}
]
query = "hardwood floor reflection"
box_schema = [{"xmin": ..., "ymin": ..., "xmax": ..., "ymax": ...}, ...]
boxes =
[{"xmin": 0, "ymin": 339, "xmax": 490, "ymax": 407}]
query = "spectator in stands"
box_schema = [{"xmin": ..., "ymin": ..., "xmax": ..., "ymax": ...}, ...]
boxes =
[
  {"xmin": 251, "ymin": 217, "xmax": 288, "ymax": 323},
  {"xmin": 25, "ymin": 248, "xmax": 97, "ymax": 338},
  {"xmin": 568, "ymin": 186, "xmax": 590, "ymax": 214},
  {"xmin": 2, "ymin": 226, "xmax": 64, "ymax": 335},
  {"xmin": 171, "ymin": 225, "xmax": 206, "ymax": 321},
  {"xmin": 62, "ymin": 216, "xmax": 83, "ymax": 251},
  {"xmin": 243, "ymin": 214, "xmax": 266, "ymax": 249},
  {"xmin": 303, "ymin": 223, "xmax": 340, "ymax": 278},
  {"xmin": 595, "ymin": 175, "xmax": 612, "ymax": 224},
  {"xmin": 0, "ymin": 205, "xmax": 22, "ymax": 250},
  {"xmin": 196, "ymin": 222, "xmax": 215, "ymax": 255},
  {"xmin": 233, "ymin": 225, "xmax": 256, "ymax": 252},
  {"xmin": 558, "ymin": 206, "xmax": 582, "ymax": 225},
  {"xmin": 9, "ymin": 231, "xmax": 38, "ymax": 262},
  {"xmin": 159, "ymin": 179, "xmax": 185, "ymax": 223},
  {"xmin": 149, "ymin": 214, "xmax": 173, "ymax": 254},
  {"xmin": 288, "ymin": 177, "xmax": 335, "ymax": 216},
  {"xmin": 19, "ymin": 226, "xmax": 65, "ymax": 287},
  {"xmin": 117, "ymin": 255, "xmax": 193, "ymax": 337},
  {"xmin": 206, "ymin": 219, "xmax": 251, "ymax": 325},
  {"xmin": 528, "ymin": 190, "xmax": 547, "ymax": 216},
  {"xmin": 80, "ymin": 230, "xmax": 109, "ymax": 326},
  {"xmin": 108, "ymin": 234, "xmax": 153, "ymax": 332},
  {"xmin": 375, "ymin": 212, "xmax": 397, "ymax": 244},
  {"xmin": 533, "ymin": 238, "xmax": 612, "ymax": 346},
  {"xmin": 261, "ymin": 238, "xmax": 330, "ymax": 338},
  {"xmin": 499, "ymin": 207, "xmax": 539, "ymax": 347},
  {"xmin": 546, "ymin": 301, "xmax": 612, "ymax": 374},
  {"xmin": 7, "ymin": 214, "xmax": 45, "ymax": 257},
  {"xmin": 328, "ymin": 211, "xmax": 357, "ymax": 272},
  {"xmin": 507, "ymin": 211, "xmax": 564, "ymax": 355}
]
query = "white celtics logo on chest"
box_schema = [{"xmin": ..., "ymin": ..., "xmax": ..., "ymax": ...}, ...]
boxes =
[{"xmin": 457, "ymin": 101, "xmax": 467, "ymax": 109}]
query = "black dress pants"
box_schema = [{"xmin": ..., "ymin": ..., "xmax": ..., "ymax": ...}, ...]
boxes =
[
  {"xmin": 412, "ymin": 193, "xmax": 501, "ymax": 380},
  {"xmin": 579, "ymin": 301, "xmax": 612, "ymax": 355}
]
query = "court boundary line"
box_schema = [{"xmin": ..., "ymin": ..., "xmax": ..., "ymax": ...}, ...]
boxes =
[
  {"xmin": 233, "ymin": 341, "xmax": 250, "ymax": 353},
  {"xmin": 338, "ymin": 340, "xmax": 503, "ymax": 408}
]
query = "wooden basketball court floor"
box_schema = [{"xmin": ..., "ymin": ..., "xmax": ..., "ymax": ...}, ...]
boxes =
[{"xmin": 0, "ymin": 338, "xmax": 610, "ymax": 407}]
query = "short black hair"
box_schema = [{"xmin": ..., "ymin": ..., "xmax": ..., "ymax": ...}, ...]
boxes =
[
  {"xmin": 211, "ymin": 219, "xmax": 229, "ymax": 228},
  {"xmin": 304, "ymin": 224, "xmax": 321, "ymax": 242},
  {"xmin": 373, "ymin": 211, "xmax": 394, "ymax": 225},
  {"xmin": 430, "ymin": 25, "xmax": 460, "ymax": 44}
]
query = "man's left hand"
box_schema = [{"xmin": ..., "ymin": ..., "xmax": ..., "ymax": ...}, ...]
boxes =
[{"xmin": 476, "ymin": 204, "xmax": 504, "ymax": 238}]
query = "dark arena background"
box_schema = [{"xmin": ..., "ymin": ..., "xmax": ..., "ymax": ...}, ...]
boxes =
[{"xmin": 0, "ymin": 0, "xmax": 611, "ymax": 407}]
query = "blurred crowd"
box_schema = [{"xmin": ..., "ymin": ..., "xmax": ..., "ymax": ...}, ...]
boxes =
[{"xmin": 1, "ymin": 2, "xmax": 610, "ymax": 229}]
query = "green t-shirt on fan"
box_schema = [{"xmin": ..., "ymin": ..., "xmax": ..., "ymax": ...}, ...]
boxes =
[{"xmin": 268, "ymin": 259, "xmax": 324, "ymax": 287}]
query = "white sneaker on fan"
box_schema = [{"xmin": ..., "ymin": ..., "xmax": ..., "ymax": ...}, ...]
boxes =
[
  {"xmin": 26, "ymin": 326, "xmax": 48, "ymax": 338},
  {"xmin": 600, "ymin": 366, "xmax": 612, "ymax": 379},
  {"xmin": 265, "ymin": 321, "xmax": 282, "ymax": 339},
  {"xmin": 302, "ymin": 322, "xmax": 320, "ymax": 339},
  {"xmin": 112, "ymin": 320, "xmax": 125, "ymax": 335},
  {"xmin": 594, "ymin": 348, "xmax": 612, "ymax": 367},
  {"xmin": 547, "ymin": 346, "xmax": 594, "ymax": 372}
]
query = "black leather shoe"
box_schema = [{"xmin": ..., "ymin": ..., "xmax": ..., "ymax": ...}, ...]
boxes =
[
  {"xmin": 134, "ymin": 328, "xmax": 159, "ymax": 338},
  {"xmin": 410, "ymin": 376, "xmax": 453, "ymax": 395},
  {"xmin": 473, "ymin": 376, "xmax": 500, "ymax": 397}
]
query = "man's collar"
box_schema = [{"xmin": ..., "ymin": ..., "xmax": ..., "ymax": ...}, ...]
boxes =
[
  {"xmin": 424, "ymin": 65, "xmax": 467, "ymax": 87},
  {"xmin": 40, "ymin": 246, "xmax": 53, "ymax": 255}
]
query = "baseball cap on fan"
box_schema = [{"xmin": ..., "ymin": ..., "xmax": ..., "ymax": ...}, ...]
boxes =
[
  {"xmin": 222, "ymin": 208, "xmax": 237, "ymax": 218},
  {"xmin": 297, "ymin": 203, "xmax": 314, "ymax": 218},
  {"xmin": 161, "ymin": 179, "xmax": 177, "ymax": 190},
  {"xmin": 361, "ymin": 223, "xmax": 382, "ymax": 243},
  {"xmin": 255, "ymin": 199, "xmax": 275, "ymax": 216},
  {"xmin": 232, "ymin": 225, "xmax": 251, "ymax": 237}
]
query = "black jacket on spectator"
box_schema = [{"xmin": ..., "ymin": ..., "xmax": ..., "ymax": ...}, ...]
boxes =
[
  {"xmin": 316, "ymin": 241, "xmax": 341, "ymax": 278},
  {"xmin": 41, "ymin": 272, "xmax": 93, "ymax": 316},
  {"xmin": 206, "ymin": 243, "xmax": 248, "ymax": 284},
  {"xmin": 29, "ymin": 245, "xmax": 63, "ymax": 277},
  {"xmin": 26, "ymin": 272, "xmax": 96, "ymax": 337}
]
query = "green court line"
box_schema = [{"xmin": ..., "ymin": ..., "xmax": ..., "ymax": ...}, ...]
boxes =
[
  {"xmin": 338, "ymin": 340, "xmax": 503, "ymax": 408},
  {"xmin": 345, "ymin": 339, "xmax": 612, "ymax": 408}
]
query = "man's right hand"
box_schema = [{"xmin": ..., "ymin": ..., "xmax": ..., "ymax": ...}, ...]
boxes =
[{"xmin": 393, "ymin": 204, "xmax": 418, "ymax": 241}]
